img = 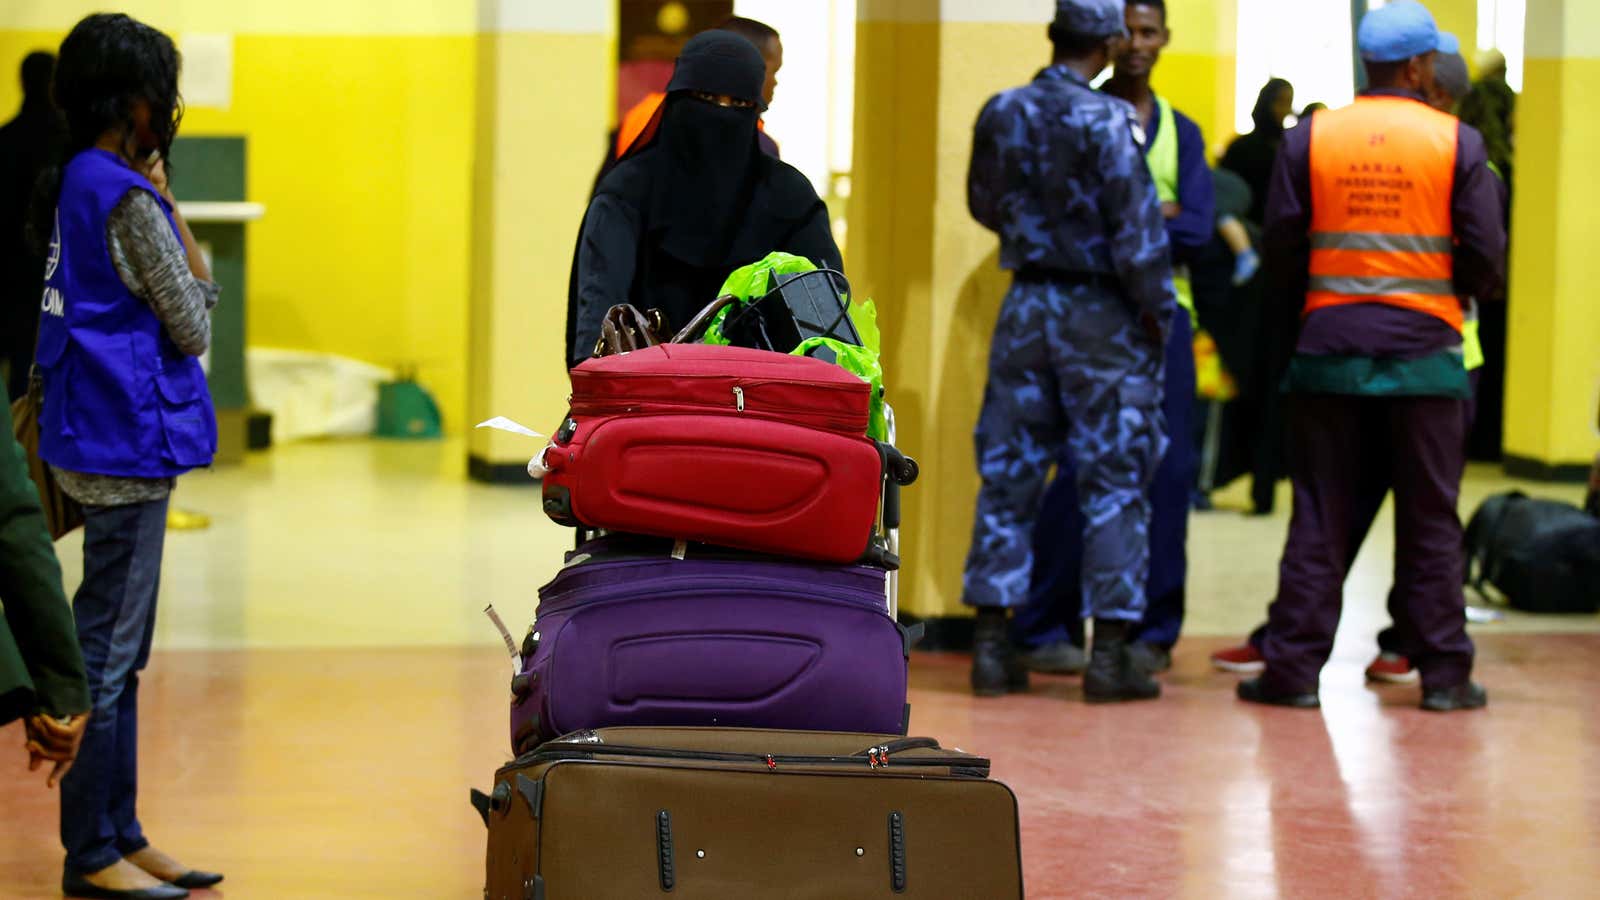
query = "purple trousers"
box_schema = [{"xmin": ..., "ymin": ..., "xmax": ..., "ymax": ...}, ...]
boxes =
[{"xmin": 1260, "ymin": 393, "xmax": 1474, "ymax": 693}]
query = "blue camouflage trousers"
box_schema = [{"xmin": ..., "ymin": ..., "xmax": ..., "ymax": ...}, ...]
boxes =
[{"xmin": 962, "ymin": 277, "xmax": 1169, "ymax": 621}]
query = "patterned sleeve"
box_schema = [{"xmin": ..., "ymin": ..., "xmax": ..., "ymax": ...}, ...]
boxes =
[
  {"xmin": 967, "ymin": 95, "xmax": 1009, "ymax": 233},
  {"xmin": 1095, "ymin": 105, "xmax": 1174, "ymax": 318},
  {"xmin": 106, "ymin": 189, "xmax": 218, "ymax": 358}
]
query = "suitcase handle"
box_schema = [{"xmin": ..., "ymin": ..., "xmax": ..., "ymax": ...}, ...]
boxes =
[{"xmin": 876, "ymin": 442, "xmax": 918, "ymax": 533}]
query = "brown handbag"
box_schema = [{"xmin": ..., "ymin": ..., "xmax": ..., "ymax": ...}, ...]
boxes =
[
  {"xmin": 10, "ymin": 372, "xmax": 84, "ymax": 540},
  {"xmin": 669, "ymin": 294, "xmax": 740, "ymax": 344},
  {"xmin": 594, "ymin": 304, "xmax": 667, "ymax": 358}
]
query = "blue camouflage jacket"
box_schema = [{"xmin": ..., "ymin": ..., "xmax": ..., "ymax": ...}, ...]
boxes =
[{"xmin": 968, "ymin": 64, "xmax": 1174, "ymax": 318}]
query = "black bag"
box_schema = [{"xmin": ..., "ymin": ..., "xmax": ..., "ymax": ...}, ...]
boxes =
[
  {"xmin": 718, "ymin": 269, "xmax": 862, "ymax": 358},
  {"xmin": 1464, "ymin": 491, "xmax": 1600, "ymax": 614}
]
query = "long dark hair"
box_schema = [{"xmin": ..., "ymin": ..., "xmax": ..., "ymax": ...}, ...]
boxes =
[{"xmin": 26, "ymin": 13, "xmax": 183, "ymax": 254}]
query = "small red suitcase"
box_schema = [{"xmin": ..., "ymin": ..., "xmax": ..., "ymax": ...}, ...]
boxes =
[{"xmin": 541, "ymin": 345, "xmax": 915, "ymax": 566}]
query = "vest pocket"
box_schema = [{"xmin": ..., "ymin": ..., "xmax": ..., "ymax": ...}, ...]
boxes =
[{"xmin": 155, "ymin": 366, "xmax": 215, "ymax": 467}]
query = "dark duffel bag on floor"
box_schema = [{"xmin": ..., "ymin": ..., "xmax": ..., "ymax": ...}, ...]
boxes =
[
  {"xmin": 475, "ymin": 727, "xmax": 1023, "ymax": 900},
  {"xmin": 1465, "ymin": 491, "xmax": 1600, "ymax": 614}
]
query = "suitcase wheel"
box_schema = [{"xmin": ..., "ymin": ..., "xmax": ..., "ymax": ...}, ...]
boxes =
[{"xmin": 893, "ymin": 455, "xmax": 919, "ymax": 486}]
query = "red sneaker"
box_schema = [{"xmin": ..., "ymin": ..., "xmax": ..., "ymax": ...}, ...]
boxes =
[
  {"xmin": 1210, "ymin": 643, "xmax": 1266, "ymax": 674},
  {"xmin": 1365, "ymin": 652, "xmax": 1419, "ymax": 684}
]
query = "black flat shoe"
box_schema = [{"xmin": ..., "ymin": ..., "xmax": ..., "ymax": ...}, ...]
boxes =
[
  {"xmin": 62, "ymin": 872, "xmax": 188, "ymax": 900},
  {"xmin": 1421, "ymin": 682, "xmax": 1488, "ymax": 712},
  {"xmin": 1237, "ymin": 677, "xmax": 1320, "ymax": 709},
  {"xmin": 171, "ymin": 871, "xmax": 224, "ymax": 890}
]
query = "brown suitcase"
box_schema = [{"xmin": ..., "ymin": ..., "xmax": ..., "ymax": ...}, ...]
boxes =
[{"xmin": 476, "ymin": 727, "xmax": 1023, "ymax": 899}]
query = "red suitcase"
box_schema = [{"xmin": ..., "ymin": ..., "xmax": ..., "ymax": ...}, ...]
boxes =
[{"xmin": 541, "ymin": 345, "xmax": 916, "ymax": 566}]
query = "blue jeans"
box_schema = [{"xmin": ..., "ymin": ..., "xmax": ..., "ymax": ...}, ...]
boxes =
[{"xmin": 60, "ymin": 496, "xmax": 169, "ymax": 875}]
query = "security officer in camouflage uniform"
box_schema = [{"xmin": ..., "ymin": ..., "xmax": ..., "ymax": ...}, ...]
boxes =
[{"xmin": 962, "ymin": 0, "xmax": 1175, "ymax": 703}]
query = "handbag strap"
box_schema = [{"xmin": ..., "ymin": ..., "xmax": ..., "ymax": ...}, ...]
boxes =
[{"xmin": 670, "ymin": 295, "xmax": 740, "ymax": 344}]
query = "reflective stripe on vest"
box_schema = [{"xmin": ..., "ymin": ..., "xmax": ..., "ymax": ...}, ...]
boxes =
[
  {"xmin": 1144, "ymin": 96, "xmax": 1195, "ymax": 324},
  {"xmin": 1306, "ymin": 96, "xmax": 1462, "ymax": 331}
]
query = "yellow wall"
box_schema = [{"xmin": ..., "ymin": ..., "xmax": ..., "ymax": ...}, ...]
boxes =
[
  {"xmin": 1504, "ymin": 0, "xmax": 1600, "ymax": 469},
  {"xmin": 0, "ymin": 4, "xmax": 475, "ymax": 432},
  {"xmin": 1156, "ymin": 0, "xmax": 1237, "ymax": 157},
  {"xmin": 468, "ymin": 27, "xmax": 616, "ymax": 467}
]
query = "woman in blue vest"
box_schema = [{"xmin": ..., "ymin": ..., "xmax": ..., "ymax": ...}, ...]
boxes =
[{"xmin": 31, "ymin": 14, "xmax": 222, "ymax": 899}]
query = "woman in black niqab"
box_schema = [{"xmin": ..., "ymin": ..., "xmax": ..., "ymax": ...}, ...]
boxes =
[
  {"xmin": 1219, "ymin": 78, "xmax": 1294, "ymax": 226},
  {"xmin": 566, "ymin": 30, "xmax": 842, "ymax": 369}
]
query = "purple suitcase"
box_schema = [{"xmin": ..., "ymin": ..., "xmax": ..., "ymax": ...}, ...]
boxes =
[{"xmin": 509, "ymin": 540, "xmax": 914, "ymax": 754}]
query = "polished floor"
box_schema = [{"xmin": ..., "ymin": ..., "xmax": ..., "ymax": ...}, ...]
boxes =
[{"xmin": 2, "ymin": 439, "xmax": 1595, "ymax": 898}]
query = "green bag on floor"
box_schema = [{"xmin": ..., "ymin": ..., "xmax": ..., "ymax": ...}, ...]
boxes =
[{"xmin": 375, "ymin": 374, "xmax": 442, "ymax": 439}]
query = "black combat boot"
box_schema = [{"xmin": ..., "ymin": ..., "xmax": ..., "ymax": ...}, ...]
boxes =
[
  {"xmin": 971, "ymin": 607, "xmax": 1028, "ymax": 697},
  {"xmin": 1083, "ymin": 619, "xmax": 1161, "ymax": 703}
]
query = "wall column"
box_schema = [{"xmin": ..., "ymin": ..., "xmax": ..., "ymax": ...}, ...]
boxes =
[
  {"xmin": 1153, "ymin": 0, "xmax": 1238, "ymax": 157},
  {"xmin": 1502, "ymin": 0, "xmax": 1600, "ymax": 479},
  {"xmin": 468, "ymin": 1, "xmax": 616, "ymax": 481},
  {"xmin": 849, "ymin": 1, "xmax": 1050, "ymax": 622}
]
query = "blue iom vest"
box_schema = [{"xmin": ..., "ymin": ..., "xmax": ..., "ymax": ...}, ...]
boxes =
[{"xmin": 34, "ymin": 148, "xmax": 217, "ymax": 478}]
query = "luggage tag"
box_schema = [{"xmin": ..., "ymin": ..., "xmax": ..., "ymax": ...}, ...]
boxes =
[
  {"xmin": 474, "ymin": 417, "xmax": 549, "ymax": 480},
  {"xmin": 483, "ymin": 604, "xmax": 523, "ymax": 675}
]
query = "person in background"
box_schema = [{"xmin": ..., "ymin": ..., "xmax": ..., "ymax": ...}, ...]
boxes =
[
  {"xmin": 1457, "ymin": 48, "xmax": 1515, "ymax": 461},
  {"xmin": 1298, "ymin": 102, "xmax": 1328, "ymax": 119},
  {"xmin": 1212, "ymin": 34, "xmax": 1499, "ymax": 686},
  {"xmin": 33, "ymin": 13, "xmax": 224, "ymax": 898},
  {"xmin": 613, "ymin": 16, "xmax": 783, "ymax": 163},
  {"xmin": 1231, "ymin": 2, "xmax": 1505, "ymax": 712},
  {"xmin": 1220, "ymin": 78, "xmax": 1294, "ymax": 225},
  {"xmin": 962, "ymin": 0, "xmax": 1174, "ymax": 703},
  {"xmin": 1011, "ymin": 0, "xmax": 1210, "ymax": 679},
  {"xmin": 1459, "ymin": 49, "xmax": 1515, "ymax": 198},
  {"xmin": 2, "ymin": 383, "xmax": 91, "ymax": 788},
  {"xmin": 1214, "ymin": 174, "xmax": 1259, "ymax": 287},
  {"xmin": 0, "ymin": 52, "xmax": 64, "ymax": 401},
  {"xmin": 567, "ymin": 30, "xmax": 840, "ymax": 369}
]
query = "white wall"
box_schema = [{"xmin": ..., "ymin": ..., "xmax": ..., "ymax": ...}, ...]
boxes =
[
  {"xmin": 1235, "ymin": 0, "xmax": 1357, "ymax": 130},
  {"xmin": 733, "ymin": 0, "xmax": 856, "ymax": 197}
]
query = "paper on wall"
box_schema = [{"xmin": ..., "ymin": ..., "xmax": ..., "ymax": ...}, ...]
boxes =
[{"xmin": 180, "ymin": 34, "xmax": 234, "ymax": 111}]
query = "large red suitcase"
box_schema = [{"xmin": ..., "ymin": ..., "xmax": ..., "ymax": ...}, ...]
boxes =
[{"xmin": 541, "ymin": 345, "xmax": 915, "ymax": 566}]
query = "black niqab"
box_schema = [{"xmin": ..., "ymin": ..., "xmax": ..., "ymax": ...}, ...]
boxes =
[
  {"xmin": 652, "ymin": 96, "xmax": 762, "ymax": 268},
  {"xmin": 650, "ymin": 32, "xmax": 767, "ymax": 268},
  {"xmin": 565, "ymin": 32, "xmax": 838, "ymax": 368}
]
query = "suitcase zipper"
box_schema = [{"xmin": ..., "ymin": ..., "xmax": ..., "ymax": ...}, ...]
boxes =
[
  {"xmin": 526, "ymin": 742, "xmax": 986, "ymax": 773},
  {"xmin": 567, "ymin": 401, "xmax": 864, "ymax": 434}
]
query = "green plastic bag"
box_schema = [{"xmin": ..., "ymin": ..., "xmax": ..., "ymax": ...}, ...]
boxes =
[
  {"xmin": 709, "ymin": 253, "xmax": 889, "ymax": 441},
  {"xmin": 375, "ymin": 376, "xmax": 443, "ymax": 439}
]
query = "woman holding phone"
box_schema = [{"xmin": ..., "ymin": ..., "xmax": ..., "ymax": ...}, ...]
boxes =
[{"xmin": 32, "ymin": 13, "xmax": 222, "ymax": 899}]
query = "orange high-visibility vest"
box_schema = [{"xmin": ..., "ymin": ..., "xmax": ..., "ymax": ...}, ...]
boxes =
[
  {"xmin": 1306, "ymin": 96, "xmax": 1462, "ymax": 331},
  {"xmin": 616, "ymin": 92, "xmax": 667, "ymax": 159}
]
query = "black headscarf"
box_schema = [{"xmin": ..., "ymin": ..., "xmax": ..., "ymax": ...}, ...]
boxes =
[
  {"xmin": 1250, "ymin": 78, "xmax": 1292, "ymax": 137},
  {"xmin": 566, "ymin": 31, "xmax": 835, "ymax": 366},
  {"xmin": 1221, "ymin": 78, "xmax": 1294, "ymax": 225},
  {"xmin": 649, "ymin": 32, "xmax": 767, "ymax": 268}
]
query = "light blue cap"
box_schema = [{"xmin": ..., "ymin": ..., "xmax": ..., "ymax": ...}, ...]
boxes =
[
  {"xmin": 1358, "ymin": 1, "xmax": 1447, "ymax": 63},
  {"xmin": 1437, "ymin": 31, "xmax": 1461, "ymax": 56}
]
